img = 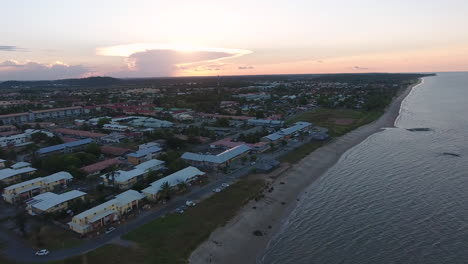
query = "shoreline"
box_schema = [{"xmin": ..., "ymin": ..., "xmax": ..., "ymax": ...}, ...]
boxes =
[{"xmin": 189, "ymin": 79, "xmax": 423, "ymax": 264}]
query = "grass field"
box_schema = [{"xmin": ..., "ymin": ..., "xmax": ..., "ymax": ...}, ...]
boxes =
[
  {"xmin": 28, "ymin": 225, "xmax": 83, "ymax": 251},
  {"xmin": 53, "ymin": 179, "xmax": 266, "ymax": 264},
  {"xmin": 287, "ymin": 108, "xmax": 383, "ymax": 137},
  {"xmin": 279, "ymin": 140, "xmax": 327, "ymax": 163}
]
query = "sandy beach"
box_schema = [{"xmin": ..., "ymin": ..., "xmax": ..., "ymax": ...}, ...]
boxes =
[{"xmin": 189, "ymin": 79, "xmax": 422, "ymax": 264}]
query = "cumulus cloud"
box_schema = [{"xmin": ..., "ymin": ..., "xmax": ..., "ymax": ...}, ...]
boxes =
[
  {"xmin": 238, "ymin": 66, "xmax": 254, "ymax": 70},
  {"xmin": 98, "ymin": 43, "xmax": 252, "ymax": 77},
  {"xmin": 352, "ymin": 65, "xmax": 369, "ymax": 71},
  {"xmin": 0, "ymin": 60, "xmax": 90, "ymax": 81}
]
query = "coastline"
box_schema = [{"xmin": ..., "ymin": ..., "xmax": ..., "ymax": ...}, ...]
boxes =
[{"xmin": 189, "ymin": 79, "xmax": 423, "ymax": 264}]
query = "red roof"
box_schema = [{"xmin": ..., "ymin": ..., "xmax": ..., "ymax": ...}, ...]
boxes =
[
  {"xmin": 100, "ymin": 145, "xmax": 132, "ymax": 156},
  {"xmin": 80, "ymin": 158, "xmax": 122, "ymax": 174},
  {"xmin": 54, "ymin": 128, "xmax": 107, "ymax": 139},
  {"xmin": 60, "ymin": 136, "xmax": 80, "ymax": 143}
]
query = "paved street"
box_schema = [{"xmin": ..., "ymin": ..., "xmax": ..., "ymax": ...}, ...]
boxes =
[{"xmin": 0, "ymin": 137, "xmax": 314, "ymax": 263}]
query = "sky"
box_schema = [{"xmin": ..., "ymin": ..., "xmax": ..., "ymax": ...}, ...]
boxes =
[{"xmin": 1, "ymin": 0, "xmax": 468, "ymax": 80}]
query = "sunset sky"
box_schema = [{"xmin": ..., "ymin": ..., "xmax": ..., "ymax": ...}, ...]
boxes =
[{"xmin": 1, "ymin": 0, "xmax": 468, "ymax": 80}]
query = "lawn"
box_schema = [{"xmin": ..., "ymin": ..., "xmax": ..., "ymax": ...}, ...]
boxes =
[
  {"xmin": 54, "ymin": 179, "xmax": 266, "ymax": 264},
  {"xmin": 279, "ymin": 140, "xmax": 327, "ymax": 163},
  {"xmin": 28, "ymin": 225, "xmax": 83, "ymax": 251},
  {"xmin": 287, "ymin": 108, "xmax": 383, "ymax": 137}
]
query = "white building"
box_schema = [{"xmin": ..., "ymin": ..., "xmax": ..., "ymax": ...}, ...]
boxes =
[
  {"xmin": 26, "ymin": 190, "xmax": 87, "ymax": 215},
  {"xmin": 69, "ymin": 190, "xmax": 145, "ymax": 234},
  {"xmin": 142, "ymin": 166, "xmax": 205, "ymax": 201}
]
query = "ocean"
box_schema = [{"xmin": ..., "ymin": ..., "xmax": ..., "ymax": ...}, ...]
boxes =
[{"xmin": 261, "ymin": 72, "xmax": 468, "ymax": 264}]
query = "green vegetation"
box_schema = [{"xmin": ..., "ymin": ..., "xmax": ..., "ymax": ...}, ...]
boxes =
[
  {"xmin": 28, "ymin": 225, "xmax": 82, "ymax": 251},
  {"xmin": 279, "ymin": 141, "xmax": 326, "ymax": 163},
  {"xmin": 287, "ymin": 108, "xmax": 382, "ymax": 137},
  {"xmin": 55, "ymin": 179, "xmax": 266, "ymax": 264}
]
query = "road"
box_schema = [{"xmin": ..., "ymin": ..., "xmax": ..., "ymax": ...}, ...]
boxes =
[{"xmin": 0, "ymin": 137, "xmax": 313, "ymax": 263}]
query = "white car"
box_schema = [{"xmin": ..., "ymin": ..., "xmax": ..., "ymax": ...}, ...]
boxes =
[
  {"xmin": 213, "ymin": 188, "xmax": 222, "ymax": 193},
  {"xmin": 35, "ymin": 249, "xmax": 49, "ymax": 256},
  {"xmin": 186, "ymin": 200, "xmax": 196, "ymax": 207},
  {"xmin": 221, "ymin": 183, "xmax": 230, "ymax": 188},
  {"xmin": 105, "ymin": 227, "xmax": 116, "ymax": 234}
]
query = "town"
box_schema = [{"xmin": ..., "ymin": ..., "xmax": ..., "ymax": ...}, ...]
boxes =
[{"xmin": 0, "ymin": 73, "xmax": 429, "ymax": 262}]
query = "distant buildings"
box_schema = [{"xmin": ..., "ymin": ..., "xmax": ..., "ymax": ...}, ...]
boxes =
[
  {"xmin": 54, "ymin": 128, "xmax": 107, "ymax": 140},
  {"xmin": 181, "ymin": 144, "xmax": 250, "ymax": 169},
  {"xmin": 36, "ymin": 138, "xmax": 93, "ymax": 156},
  {"xmin": 142, "ymin": 166, "xmax": 205, "ymax": 201},
  {"xmin": 69, "ymin": 190, "xmax": 145, "ymax": 234},
  {"xmin": 0, "ymin": 106, "xmax": 83, "ymax": 125},
  {"xmin": 127, "ymin": 145, "xmax": 162, "ymax": 165},
  {"xmin": 26, "ymin": 190, "xmax": 86, "ymax": 215},
  {"xmin": 2, "ymin": 171, "xmax": 73, "ymax": 204},
  {"xmin": 80, "ymin": 158, "xmax": 122, "ymax": 176},
  {"xmin": 247, "ymin": 119, "xmax": 284, "ymax": 128},
  {"xmin": 262, "ymin": 122, "xmax": 312, "ymax": 143}
]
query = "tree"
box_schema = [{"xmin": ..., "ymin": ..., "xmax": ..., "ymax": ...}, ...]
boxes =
[
  {"xmin": 215, "ymin": 118, "xmax": 230, "ymax": 127},
  {"xmin": 177, "ymin": 181, "xmax": 188, "ymax": 193},
  {"xmin": 159, "ymin": 182, "xmax": 172, "ymax": 200},
  {"xmin": 15, "ymin": 212, "xmax": 27, "ymax": 236},
  {"xmin": 97, "ymin": 118, "xmax": 111, "ymax": 128},
  {"xmin": 241, "ymin": 156, "xmax": 247, "ymax": 164},
  {"xmin": 85, "ymin": 142, "xmax": 101, "ymax": 156},
  {"xmin": 250, "ymin": 155, "xmax": 257, "ymax": 162},
  {"xmin": 281, "ymin": 140, "xmax": 288, "ymax": 147}
]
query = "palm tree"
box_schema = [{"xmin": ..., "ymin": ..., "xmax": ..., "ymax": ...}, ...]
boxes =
[
  {"xmin": 159, "ymin": 182, "xmax": 172, "ymax": 200},
  {"xmin": 177, "ymin": 181, "xmax": 188, "ymax": 193}
]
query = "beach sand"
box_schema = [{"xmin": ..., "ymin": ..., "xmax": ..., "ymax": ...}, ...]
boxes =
[{"xmin": 189, "ymin": 80, "xmax": 421, "ymax": 264}]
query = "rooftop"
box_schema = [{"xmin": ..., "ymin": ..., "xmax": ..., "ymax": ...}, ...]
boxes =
[
  {"xmin": 182, "ymin": 144, "xmax": 250, "ymax": 164},
  {"xmin": 80, "ymin": 158, "xmax": 122, "ymax": 174},
  {"xmin": 27, "ymin": 190, "xmax": 86, "ymax": 212},
  {"xmin": 142, "ymin": 166, "xmax": 205, "ymax": 195}
]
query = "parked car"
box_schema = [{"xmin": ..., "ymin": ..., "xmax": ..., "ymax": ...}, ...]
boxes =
[
  {"xmin": 105, "ymin": 227, "xmax": 116, "ymax": 234},
  {"xmin": 35, "ymin": 249, "xmax": 49, "ymax": 256},
  {"xmin": 212, "ymin": 188, "xmax": 222, "ymax": 193},
  {"xmin": 221, "ymin": 183, "xmax": 230, "ymax": 188},
  {"xmin": 175, "ymin": 208, "xmax": 184, "ymax": 214},
  {"xmin": 186, "ymin": 200, "xmax": 196, "ymax": 207}
]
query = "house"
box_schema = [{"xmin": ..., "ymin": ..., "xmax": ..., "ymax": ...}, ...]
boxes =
[
  {"xmin": 36, "ymin": 138, "xmax": 93, "ymax": 156},
  {"xmin": 0, "ymin": 106, "xmax": 83, "ymax": 125},
  {"xmin": 101, "ymin": 159, "xmax": 165, "ymax": 189},
  {"xmin": 0, "ymin": 166, "xmax": 37, "ymax": 185},
  {"xmin": 103, "ymin": 124, "xmax": 132, "ymax": 132},
  {"xmin": 127, "ymin": 146, "xmax": 162, "ymax": 165},
  {"xmin": 68, "ymin": 190, "xmax": 145, "ymax": 234},
  {"xmin": 262, "ymin": 122, "xmax": 312, "ymax": 143},
  {"xmin": 247, "ymin": 119, "xmax": 284, "ymax": 128},
  {"xmin": 100, "ymin": 133, "xmax": 127, "ymax": 144},
  {"xmin": 54, "ymin": 128, "xmax": 107, "ymax": 140},
  {"xmin": 181, "ymin": 145, "xmax": 250, "ymax": 169},
  {"xmin": 210, "ymin": 138, "xmax": 270, "ymax": 153},
  {"xmin": 80, "ymin": 158, "xmax": 122, "ymax": 176},
  {"xmin": 26, "ymin": 190, "xmax": 86, "ymax": 215},
  {"xmin": 0, "ymin": 159, "xmax": 5, "ymax": 169},
  {"xmin": 142, "ymin": 166, "xmax": 205, "ymax": 201},
  {"xmin": 100, "ymin": 145, "xmax": 131, "ymax": 156},
  {"xmin": 2, "ymin": 171, "xmax": 73, "ymax": 204}
]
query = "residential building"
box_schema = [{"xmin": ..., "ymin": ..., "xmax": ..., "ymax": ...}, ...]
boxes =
[
  {"xmin": 54, "ymin": 128, "xmax": 107, "ymax": 140},
  {"xmin": 100, "ymin": 145, "xmax": 131, "ymax": 156},
  {"xmin": 103, "ymin": 124, "xmax": 132, "ymax": 132},
  {"xmin": 142, "ymin": 166, "xmax": 205, "ymax": 201},
  {"xmin": 210, "ymin": 138, "xmax": 270, "ymax": 153},
  {"xmin": 0, "ymin": 107, "xmax": 83, "ymax": 125},
  {"xmin": 102, "ymin": 159, "xmax": 165, "ymax": 189},
  {"xmin": 68, "ymin": 190, "xmax": 145, "ymax": 234},
  {"xmin": 0, "ymin": 166, "xmax": 37, "ymax": 185},
  {"xmin": 127, "ymin": 146, "xmax": 162, "ymax": 165},
  {"xmin": 0, "ymin": 159, "xmax": 5, "ymax": 169},
  {"xmin": 247, "ymin": 119, "xmax": 285, "ymax": 128},
  {"xmin": 181, "ymin": 144, "xmax": 250, "ymax": 168},
  {"xmin": 80, "ymin": 158, "xmax": 122, "ymax": 176},
  {"xmin": 262, "ymin": 122, "xmax": 312, "ymax": 143},
  {"xmin": 36, "ymin": 138, "xmax": 93, "ymax": 156},
  {"xmin": 26, "ymin": 190, "xmax": 86, "ymax": 215},
  {"xmin": 2, "ymin": 171, "xmax": 73, "ymax": 204}
]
